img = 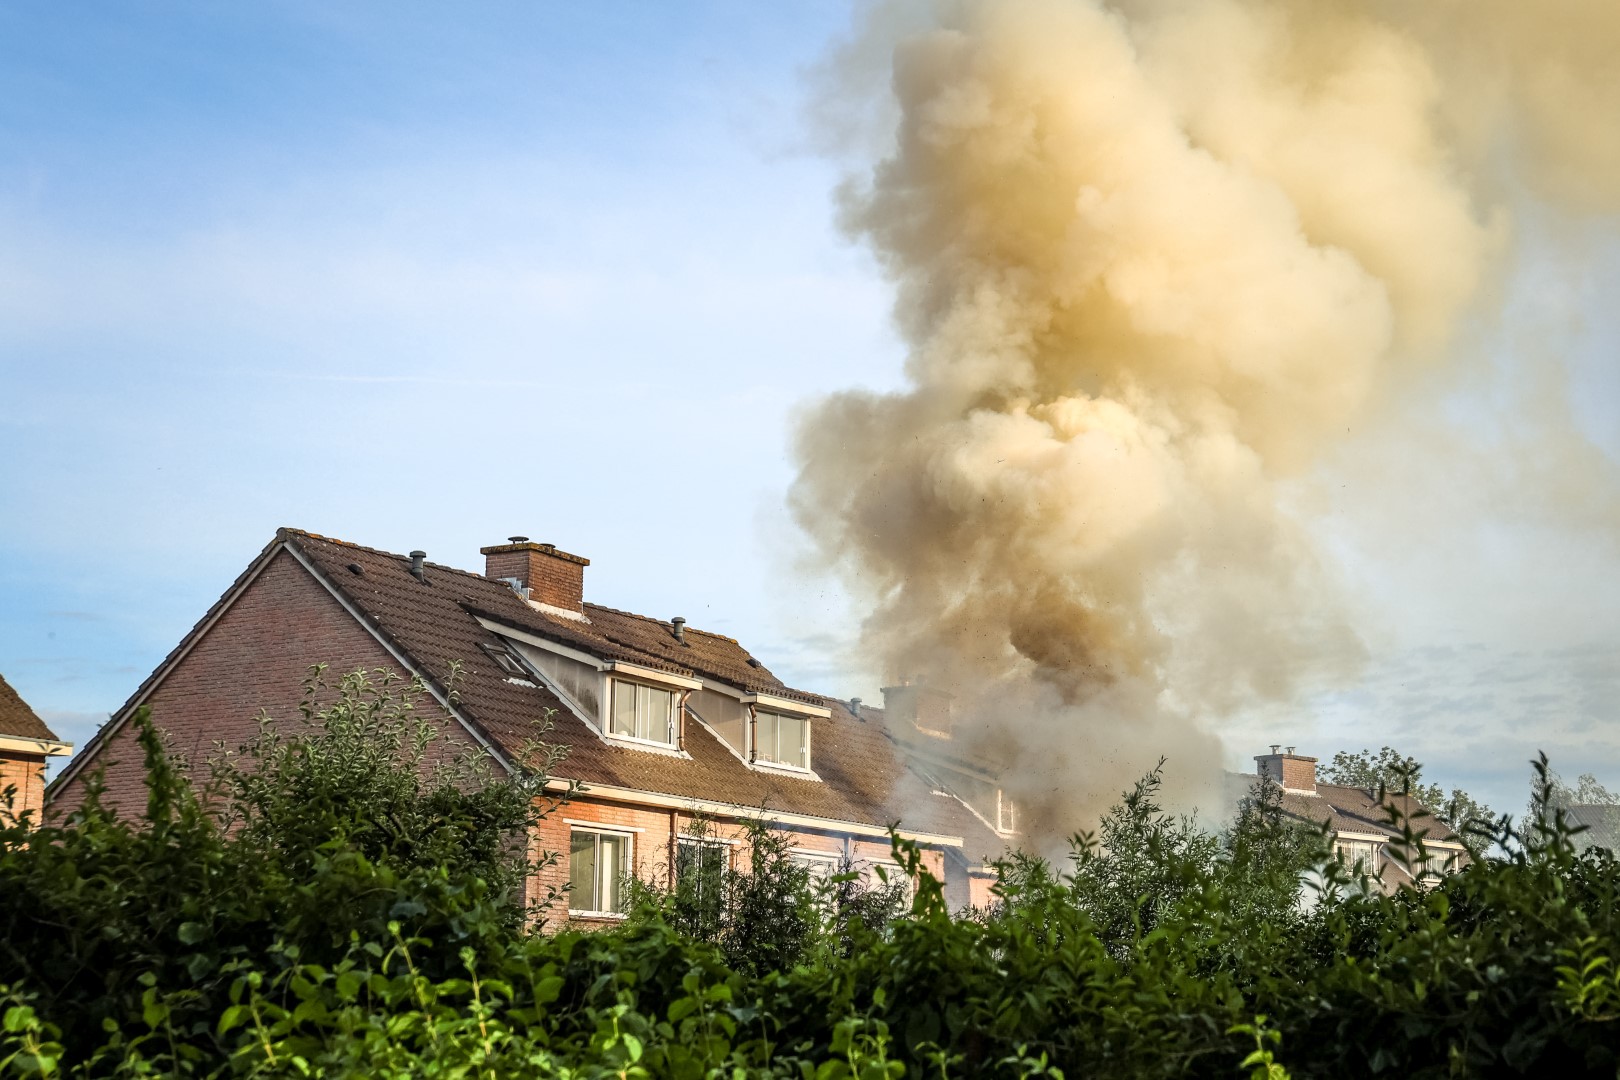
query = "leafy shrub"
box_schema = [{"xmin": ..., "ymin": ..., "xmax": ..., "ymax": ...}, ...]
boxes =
[{"xmin": 2, "ymin": 679, "xmax": 1618, "ymax": 1078}]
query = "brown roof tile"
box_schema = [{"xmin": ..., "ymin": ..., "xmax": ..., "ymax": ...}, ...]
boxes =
[
  {"xmin": 281, "ymin": 530, "xmax": 979, "ymax": 839},
  {"xmin": 0, "ymin": 673, "xmax": 60, "ymax": 742}
]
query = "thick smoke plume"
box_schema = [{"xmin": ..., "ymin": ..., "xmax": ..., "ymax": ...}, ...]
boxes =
[{"xmin": 791, "ymin": 0, "xmax": 1620, "ymax": 834}]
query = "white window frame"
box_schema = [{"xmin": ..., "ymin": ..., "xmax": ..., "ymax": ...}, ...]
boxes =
[
  {"xmin": 607, "ymin": 677, "xmax": 679, "ymax": 748},
  {"xmin": 789, "ymin": 848, "xmax": 842, "ymax": 883},
  {"xmin": 752, "ymin": 708, "xmax": 812, "ymax": 771},
  {"xmin": 1335, "ymin": 837, "xmax": 1382, "ymax": 875},
  {"xmin": 863, "ymin": 859, "xmax": 914, "ymax": 907},
  {"xmin": 569, "ymin": 827, "xmax": 634, "ymax": 917},
  {"xmin": 676, "ymin": 836, "xmax": 731, "ymax": 885},
  {"xmin": 996, "ymin": 790, "xmax": 1017, "ymax": 834}
]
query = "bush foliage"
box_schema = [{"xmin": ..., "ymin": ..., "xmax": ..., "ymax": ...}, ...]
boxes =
[{"xmin": 1, "ymin": 669, "xmax": 1618, "ymax": 1078}]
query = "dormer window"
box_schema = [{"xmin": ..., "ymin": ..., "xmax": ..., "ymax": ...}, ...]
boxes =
[
  {"xmin": 753, "ymin": 710, "xmax": 809, "ymax": 770},
  {"xmin": 996, "ymin": 790, "xmax": 1017, "ymax": 834},
  {"xmin": 609, "ymin": 678, "xmax": 677, "ymax": 747}
]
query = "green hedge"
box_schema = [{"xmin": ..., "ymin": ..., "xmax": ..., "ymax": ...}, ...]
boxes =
[{"xmin": 2, "ymin": 672, "xmax": 1617, "ymax": 1078}]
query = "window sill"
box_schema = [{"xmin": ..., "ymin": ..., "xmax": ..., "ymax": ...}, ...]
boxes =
[
  {"xmin": 568, "ymin": 910, "xmax": 629, "ymax": 921},
  {"xmin": 751, "ymin": 759, "xmax": 818, "ymax": 778},
  {"xmin": 601, "ymin": 733, "xmax": 690, "ymax": 758}
]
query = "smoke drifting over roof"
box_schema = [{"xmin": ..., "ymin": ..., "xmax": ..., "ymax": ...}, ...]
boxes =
[{"xmin": 791, "ymin": 0, "xmax": 1620, "ymax": 835}]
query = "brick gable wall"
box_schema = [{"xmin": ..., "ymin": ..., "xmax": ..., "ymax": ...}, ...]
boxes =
[{"xmin": 49, "ymin": 548, "xmax": 474, "ymax": 820}]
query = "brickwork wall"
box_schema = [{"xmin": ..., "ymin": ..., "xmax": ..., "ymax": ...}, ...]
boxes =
[
  {"xmin": 531, "ymin": 793, "xmax": 948, "ymax": 929},
  {"xmin": 1255, "ymin": 753, "xmax": 1318, "ymax": 793},
  {"xmin": 482, "ymin": 548, "xmax": 586, "ymax": 613},
  {"xmin": 0, "ymin": 750, "xmax": 47, "ymax": 823},
  {"xmin": 49, "ymin": 549, "xmax": 473, "ymax": 820}
]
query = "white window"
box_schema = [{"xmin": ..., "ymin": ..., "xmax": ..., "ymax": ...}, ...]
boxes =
[
  {"xmin": 569, "ymin": 829, "xmax": 631, "ymax": 915},
  {"xmin": 864, "ymin": 860, "xmax": 914, "ymax": 907},
  {"xmin": 676, "ymin": 837, "xmax": 729, "ymax": 911},
  {"xmin": 1336, "ymin": 838, "xmax": 1381, "ymax": 875},
  {"xmin": 754, "ymin": 710, "xmax": 809, "ymax": 769},
  {"xmin": 997, "ymin": 790, "xmax": 1017, "ymax": 833},
  {"xmin": 789, "ymin": 849, "xmax": 842, "ymax": 885},
  {"xmin": 609, "ymin": 679, "xmax": 677, "ymax": 746}
]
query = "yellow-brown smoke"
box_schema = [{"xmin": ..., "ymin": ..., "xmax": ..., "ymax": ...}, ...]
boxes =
[{"xmin": 791, "ymin": 0, "xmax": 1620, "ymax": 833}]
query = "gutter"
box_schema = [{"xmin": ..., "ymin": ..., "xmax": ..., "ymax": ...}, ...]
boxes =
[{"xmin": 0, "ymin": 735, "xmax": 72, "ymax": 757}]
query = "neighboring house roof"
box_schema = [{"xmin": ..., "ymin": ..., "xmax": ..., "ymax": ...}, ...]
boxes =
[
  {"xmin": 0, "ymin": 673, "xmax": 61, "ymax": 743},
  {"xmin": 1282, "ymin": 782, "xmax": 1463, "ymax": 845},
  {"xmin": 56, "ymin": 527, "xmax": 1003, "ymax": 852},
  {"xmin": 1231, "ymin": 772, "xmax": 1466, "ymax": 891},
  {"xmin": 1230, "ymin": 772, "xmax": 1462, "ymax": 844},
  {"xmin": 1565, "ymin": 804, "xmax": 1620, "ymax": 854}
]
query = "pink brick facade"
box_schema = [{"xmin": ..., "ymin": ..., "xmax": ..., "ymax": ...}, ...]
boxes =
[
  {"xmin": 1, "ymin": 750, "xmax": 49, "ymax": 823},
  {"xmin": 536, "ymin": 794, "xmax": 947, "ymax": 928}
]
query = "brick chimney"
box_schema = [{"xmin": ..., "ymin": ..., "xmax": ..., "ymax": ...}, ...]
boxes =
[
  {"xmin": 880, "ymin": 679, "xmax": 954, "ymax": 739},
  {"xmin": 480, "ymin": 536, "xmax": 589, "ymax": 613},
  {"xmin": 1254, "ymin": 745, "xmax": 1317, "ymax": 794}
]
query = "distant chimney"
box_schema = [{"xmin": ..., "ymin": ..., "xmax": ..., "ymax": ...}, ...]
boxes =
[
  {"xmin": 480, "ymin": 538, "xmax": 590, "ymax": 613},
  {"xmin": 880, "ymin": 680, "xmax": 953, "ymax": 738},
  {"xmin": 1255, "ymin": 747, "xmax": 1318, "ymax": 794}
]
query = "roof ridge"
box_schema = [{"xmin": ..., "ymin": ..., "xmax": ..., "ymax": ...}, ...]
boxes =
[
  {"xmin": 582, "ymin": 602, "xmax": 742, "ymax": 645},
  {"xmin": 280, "ymin": 528, "xmax": 501, "ymax": 586}
]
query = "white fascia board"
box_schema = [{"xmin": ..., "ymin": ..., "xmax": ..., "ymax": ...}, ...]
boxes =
[
  {"xmin": 695, "ymin": 679, "xmax": 830, "ymax": 717},
  {"xmin": 284, "ymin": 544, "xmax": 516, "ymax": 775},
  {"xmin": 1335, "ymin": 830, "xmax": 1398, "ymax": 842},
  {"xmin": 0, "ymin": 736, "xmax": 73, "ymax": 756},
  {"xmin": 544, "ymin": 778, "xmax": 963, "ymax": 848},
  {"xmin": 604, "ymin": 662, "xmax": 702, "ymax": 691},
  {"xmin": 746, "ymin": 693, "xmax": 831, "ymax": 718},
  {"xmin": 478, "ymin": 619, "xmax": 607, "ymax": 670},
  {"xmin": 476, "ymin": 619, "xmax": 704, "ymax": 691}
]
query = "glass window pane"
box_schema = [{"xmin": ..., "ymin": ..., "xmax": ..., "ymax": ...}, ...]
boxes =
[
  {"xmin": 781, "ymin": 715, "xmax": 806, "ymax": 768},
  {"xmin": 570, "ymin": 832, "xmax": 597, "ymax": 911},
  {"xmin": 611, "ymin": 681, "xmax": 637, "ymax": 736},
  {"xmin": 637, "ymin": 685, "xmax": 672, "ymax": 744},
  {"xmin": 599, "ymin": 834, "xmax": 627, "ymax": 913},
  {"xmin": 756, "ymin": 712, "xmax": 775, "ymax": 761}
]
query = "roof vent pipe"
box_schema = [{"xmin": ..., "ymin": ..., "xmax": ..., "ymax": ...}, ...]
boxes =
[
  {"xmin": 849, "ymin": 696, "xmax": 862, "ymax": 714},
  {"xmin": 671, "ymin": 616, "xmax": 686, "ymax": 643},
  {"xmin": 409, "ymin": 550, "xmax": 426, "ymax": 581}
]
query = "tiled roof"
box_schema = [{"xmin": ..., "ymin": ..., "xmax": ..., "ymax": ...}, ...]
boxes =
[
  {"xmin": 1292, "ymin": 781, "xmax": 1462, "ymax": 844},
  {"xmin": 279, "ymin": 529, "xmax": 988, "ymax": 842},
  {"xmin": 1229, "ymin": 772, "xmax": 1461, "ymax": 844},
  {"xmin": 0, "ymin": 673, "xmax": 60, "ymax": 742}
]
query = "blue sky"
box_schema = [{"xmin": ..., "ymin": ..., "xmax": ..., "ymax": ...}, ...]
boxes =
[{"xmin": 1, "ymin": 2, "xmax": 1616, "ymax": 820}]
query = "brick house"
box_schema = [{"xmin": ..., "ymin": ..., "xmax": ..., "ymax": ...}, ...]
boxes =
[
  {"xmin": 48, "ymin": 529, "xmax": 1011, "ymax": 921},
  {"xmin": 0, "ymin": 673, "xmax": 72, "ymax": 824},
  {"xmin": 1244, "ymin": 747, "xmax": 1470, "ymax": 890}
]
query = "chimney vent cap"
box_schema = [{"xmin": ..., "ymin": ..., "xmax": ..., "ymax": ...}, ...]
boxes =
[
  {"xmin": 1286, "ymin": 745, "xmax": 1296, "ymax": 755},
  {"xmin": 1270, "ymin": 744, "xmax": 1281, "ymax": 755},
  {"xmin": 671, "ymin": 616, "xmax": 686, "ymax": 643},
  {"xmin": 508, "ymin": 535, "xmax": 529, "ymax": 544}
]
